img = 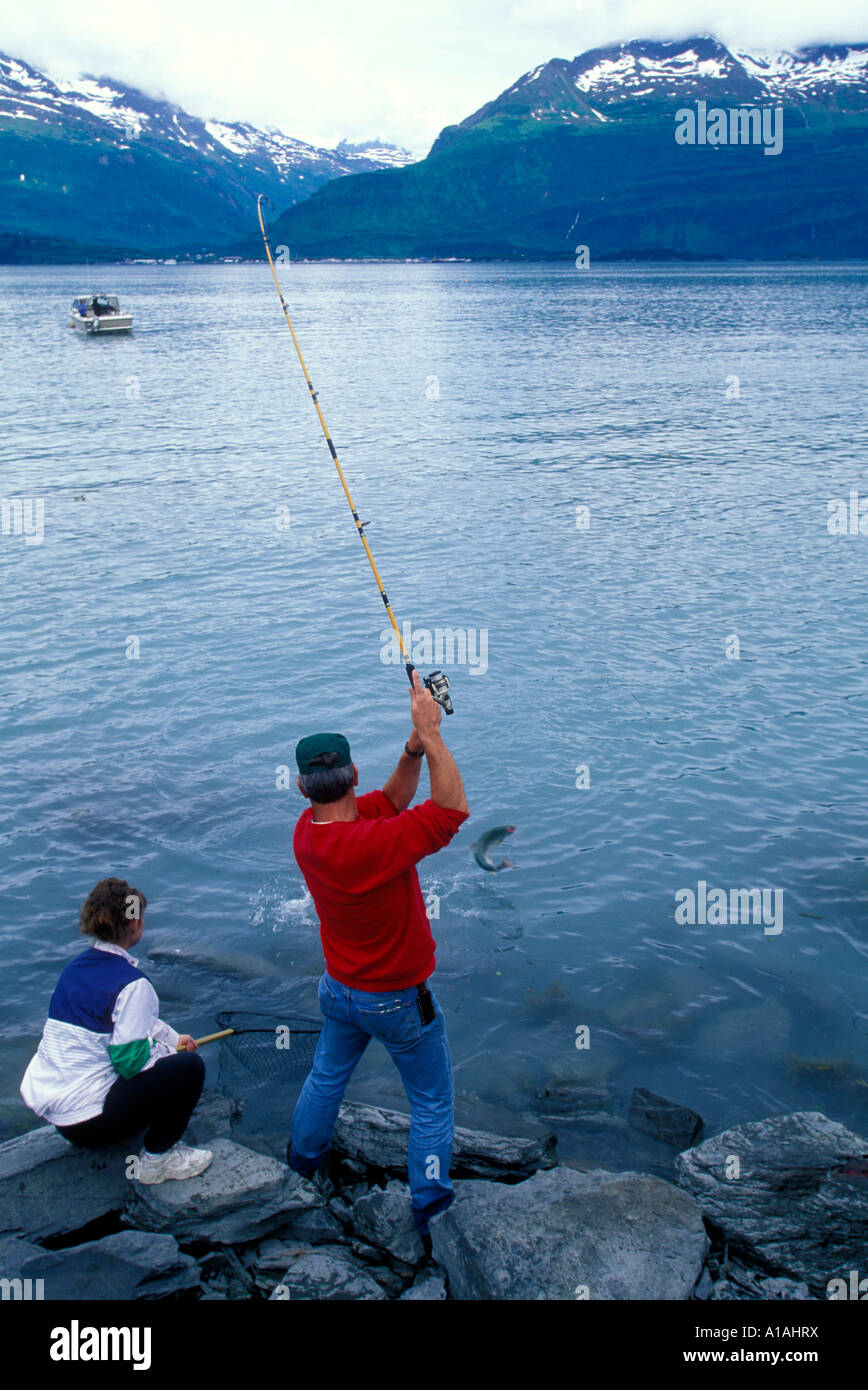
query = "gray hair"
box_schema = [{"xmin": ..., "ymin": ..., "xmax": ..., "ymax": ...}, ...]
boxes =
[{"xmin": 298, "ymin": 763, "xmax": 355, "ymax": 805}]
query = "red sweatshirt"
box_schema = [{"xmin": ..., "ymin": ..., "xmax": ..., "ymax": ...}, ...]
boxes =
[{"xmin": 293, "ymin": 789, "xmax": 468, "ymax": 991}]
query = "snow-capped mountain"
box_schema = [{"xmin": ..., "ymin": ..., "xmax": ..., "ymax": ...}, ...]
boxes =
[
  {"xmin": 434, "ymin": 36, "xmax": 868, "ymax": 148},
  {"xmin": 0, "ymin": 51, "xmax": 413, "ymax": 258},
  {"xmin": 572, "ymin": 37, "xmax": 868, "ymax": 107},
  {"xmin": 0, "ymin": 52, "xmax": 413, "ymax": 172},
  {"xmin": 333, "ymin": 138, "xmax": 416, "ymax": 168},
  {"xmin": 261, "ymin": 33, "xmax": 868, "ymax": 263}
]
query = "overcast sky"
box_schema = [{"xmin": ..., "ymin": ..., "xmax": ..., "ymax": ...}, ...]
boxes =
[{"xmin": 2, "ymin": 0, "xmax": 866, "ymax": 154}]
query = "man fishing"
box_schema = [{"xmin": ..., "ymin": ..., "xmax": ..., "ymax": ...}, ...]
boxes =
[{"xmin": 288, "ymin": 670, "xmax": 469, "ymax": 1247}]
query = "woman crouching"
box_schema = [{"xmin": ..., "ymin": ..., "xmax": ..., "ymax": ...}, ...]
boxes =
[{"xmin": 20, "ymin": 877, "xmax": 212, "ymax": 1184}]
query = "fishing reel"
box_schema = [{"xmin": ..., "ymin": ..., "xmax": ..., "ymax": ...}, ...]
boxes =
[
  {"xmin": 407, "ymin": 664, "xmax": 454, "ymax": 715},
  {"xmin": 424, "ymin": 669, "xmax": 454, "ymax": 715}
]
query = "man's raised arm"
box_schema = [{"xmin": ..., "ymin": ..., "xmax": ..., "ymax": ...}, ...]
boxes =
[{"xmin": 382, "ymin": 724, "xmax": 425, "ymax": 813}]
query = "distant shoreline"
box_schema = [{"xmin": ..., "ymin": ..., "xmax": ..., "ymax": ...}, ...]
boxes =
[{"xmin": 4, "ymin": 255, "xmax": 868, "ymax": 269}]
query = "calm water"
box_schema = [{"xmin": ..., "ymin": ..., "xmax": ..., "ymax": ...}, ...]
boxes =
[{"xmin": 2, "ymin": 262, "xmax": 867, "ymax": 1169}]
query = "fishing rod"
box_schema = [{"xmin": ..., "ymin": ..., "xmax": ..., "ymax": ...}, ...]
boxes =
[{"xmin": 256, "ymin": 194, "xmax": 453, "ymax": 714}]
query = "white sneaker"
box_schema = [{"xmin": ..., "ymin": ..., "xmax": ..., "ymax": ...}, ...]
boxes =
[{"xmin": 137, "ymin": 1141, "xmax": 213, "ymax": 1185}]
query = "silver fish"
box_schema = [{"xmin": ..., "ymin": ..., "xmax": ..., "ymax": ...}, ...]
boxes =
[
  {"xmin": 147, "ymin": 943, "xmax": 280, "ymax": 981},
  {"xmin": 472, "ymin": 824, "xmax": 516, "ymax": 872}
]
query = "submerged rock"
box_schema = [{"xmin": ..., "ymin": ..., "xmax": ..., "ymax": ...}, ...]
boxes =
[
  {"xmin": 628, "ymin": 1088, "xmax": 703, "ymax": 1147},
  {"xmin": 694, "ymin": 1000, "xmax": 792, "ymax": 1058},
  {"xmin": 531, "ymin": 1080, "xmax": 613, "ymax": 1118},
  {"xmin": 675, "ymin": 1111, "xmax": 868, "ymax": 1293},
  {"xmin": 126, "ymin": 1138, "xmax": 319, "ymax": 1245},
  {"xmin": 431, "ymin": 1166, "xmax": 707, "ymax": 1300},
  {"xmin": 0, "ymin": 1229, "xmax": 199, "ymax": 1300},
  {"xmin": 333, "ymin": 1101, "xmax": 556, "ymax": 1179},
  {"xmin": 349, "ymin": 1180, "xmax": 425, "ymax": 1265}
]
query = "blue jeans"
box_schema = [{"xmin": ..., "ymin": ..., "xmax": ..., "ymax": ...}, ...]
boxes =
[{"xmin": 289, "ymin": 973, "xmax": 454, "ymax": 1234}]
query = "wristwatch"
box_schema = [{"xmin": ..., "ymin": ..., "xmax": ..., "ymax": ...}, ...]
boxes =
[{"xmin": 404, "ymin": 741, "xmax": 425, "ymax": 758}]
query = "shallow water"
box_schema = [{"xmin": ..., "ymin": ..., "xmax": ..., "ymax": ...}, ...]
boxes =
[{"xmin": 2, "ymin": 261, "xmax": 867, "ymax": 1166}]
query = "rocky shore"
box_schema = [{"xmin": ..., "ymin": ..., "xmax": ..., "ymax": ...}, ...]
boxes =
[{"xmin": 0, "ymin": 1094, "xmax": 864, "ymax": 1300}]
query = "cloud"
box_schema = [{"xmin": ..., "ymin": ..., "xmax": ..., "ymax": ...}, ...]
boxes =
[{"xmin": 2, "ymin": 0, "xmax": 866, "ymax": 153}]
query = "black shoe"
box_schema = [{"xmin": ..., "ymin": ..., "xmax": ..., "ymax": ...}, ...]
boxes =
[{"xmin": 286, "ymin": 1140, "xmax": 329, "ymax": 1187}]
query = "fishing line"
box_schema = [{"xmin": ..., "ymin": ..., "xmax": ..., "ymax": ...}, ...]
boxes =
[{"xmin": 256, "ymin": 194, "xmax": 453, "ymax": 714}]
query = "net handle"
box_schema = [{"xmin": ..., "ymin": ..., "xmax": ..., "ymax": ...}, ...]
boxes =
[{"xmin": 177, "ymin": 1029, "xmax": 235, "ymax": 1050}]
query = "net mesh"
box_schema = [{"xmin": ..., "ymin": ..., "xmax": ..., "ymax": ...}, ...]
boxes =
[{"xmin": 214, "ymin": 1010, "xmax": 321, "ymax": 1081}]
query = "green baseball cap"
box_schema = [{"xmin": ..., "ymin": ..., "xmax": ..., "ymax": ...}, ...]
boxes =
[{"xmin": 295, "ymin": 733, "xmax": 352, "ymax": 776}]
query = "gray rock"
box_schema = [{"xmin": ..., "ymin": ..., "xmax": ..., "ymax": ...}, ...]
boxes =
[
  {"xmin": 368, "ymin": 1264, "xmax": 406, "ymax": 1296},
  {"xmin": 279, "ymin": 1204, "xmax": 347, "ymax": 1246},
  {"xmin": 0, "ymin": 1229, "xmax": 198, "ymax": 1300},
  {"xmin": 629, "ymin": 1088, "xmax": 703, "ymax": 1148},
  {"xmin": 328, "ymin": 1196, "xmax": 354, "ymax": 1227},
  {"xmin": 199, "ymin": 1250, "xmax": 231, "ymax": 1279},
  {"xmin": 675, "ymin": 1111, "xmax": 868, "ymax": 1293},
  {"xmin": 350, "ymin": 1240, "xmax": 383, "ymax": 1262},
  {"xmin": 220, "ymin": 1243, "xmax": 256, "ymax": 1295},
  {"xmin": 253, "ymin": 1238, "xmax": 318, "ymax": 1277},
  {"xmin": 708, "ymin": 1259, "xmax": 766, "ymax": 1300},
  {"xmin": 183, "ymin": 1091, "xmax": 245, "ymax": 1144},
  {"xmin": 338, "ymin": 1159, "xmax": 369, "ymax": 1181},
  {"xmin": 334, "ymin": 1101, "xmax": 556, "ymax": 1179},
  {"xmin": 705, "ymin": 1257, "xmax": 815, "ymax": 1301},
  {"xmin": 431, "ymin": 1166, "xmax": 707, "ymax": 1300},
  {"xmin": 0, "ymin": 1236, "xmax": 51, "ymax": 1300},
  {"xmin": 710, "ymin": 1278, "xmax": 741, "ymax": 1300},
  {"xmin": 400, "ymin": 1273, "xmax": 448, "ymax": 1301},
  {"xmin": 341, "ymin": 1182, "xmax": 371, "ymax": 1205},
  {"xmin": 350, "ymin": 1181, "xmax": 425, "ymax": 1265},
  {"xmin": 758, "ymin": 1276, "xmax": 814, "ymax": 1300},
  {"xmin": 692, "ymin": 1268, "xmax": 714, "ymax": 1300},
  {"xmin": 269, "ymin": 1249, "xmax": 387, "ymax": 1300},
  {"xmin": 250, "ymin": 1239, "xmax": 318, "ymax": 1295},
  {"xmin": 0, "ymin": 1125, "xmax": 131, "ymax": 1240},
  {"xmin": 126, "ymin": 1138, "xmax": 319, "ymax": 1244},
  {"xmin": 0, "ymin": 1089, "xmax": 240, "ymax": 1243}
]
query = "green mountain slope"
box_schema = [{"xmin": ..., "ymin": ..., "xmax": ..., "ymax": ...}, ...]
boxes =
[
  {"xmin": 238, "ymin": 38, "xmax": 868, "ymax": 261},
  {"xmin": 0, "ymin": 51, "xmax": 413, "ymax": 260}
]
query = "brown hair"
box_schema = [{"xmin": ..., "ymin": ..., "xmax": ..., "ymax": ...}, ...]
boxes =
[{"xmin": 79, "ymin": 878, "xmax": 148, "ymax": 943}]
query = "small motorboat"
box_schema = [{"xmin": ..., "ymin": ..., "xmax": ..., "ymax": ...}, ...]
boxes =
[{"xmin": 69, "ymin": 293, "xmax": 133, "ymax": 334}]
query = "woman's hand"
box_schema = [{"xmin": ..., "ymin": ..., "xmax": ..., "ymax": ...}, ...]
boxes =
[{"xmin": 176, "ymin": 1034, "xmax": 198, "ymax": 1051}]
